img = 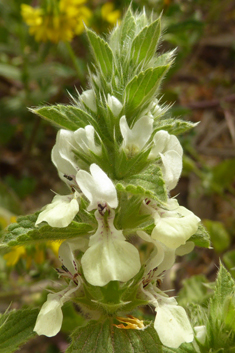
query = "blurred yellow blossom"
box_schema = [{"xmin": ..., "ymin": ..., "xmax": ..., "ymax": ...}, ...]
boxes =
[
  {"xmin": 21, "ymin": 0, "xmax": 92, "ymax": 43},
  {"xmin": 101, "ymin": 2, "xmax": 121, "ymax": 25},
  {"xmin": 4, "ymin": 246, "xmax": 26, "ymax": 267},
  {"xmin": 4, "ymin": 241, "xmax": 63, "ymax": 268}
]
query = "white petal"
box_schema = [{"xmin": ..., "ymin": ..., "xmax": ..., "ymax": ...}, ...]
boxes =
[
  {"xmin": 150, "ymin": 130, "xmax": 170, "ymax": 157},
  {"xmin": 175, "ymin": 241, "xmax": 195, "ymax": 256},
  {"xmin": 194, "ymin": 325, "xmax": 206, "ymax": 344},
  {"xmin": 107, "ymin": 94, "xmax": 123, "ymax": 117},
  {"xmin": 76, "ymin": 164, "xmax": 118, "ymax": 211},
  {"xmin": 120, "ymin": 116, "xmax": 153, "ymax": 152},
  {"xmin": 151, "ymin": 131, "xmax": 183, "ymax": 159},
  {"xmin": 81, "ymin": 238, "xmax": 141, "ymax": 286},
  {"xmin": 137, "ymin": 231, "xmax": 164, "ymax": 273},
  {"xmin": 58, "ymin": 238, "xmax": 88, "ymax": 275},
  {"xmin": 81, "ymin": 210, "xmax": 140, "ymax": 286},
  {"xmin": 80, "ymin": 89, "xmax": 97, "ymax": 112},
  {"xmin": 166, "ymin": 134, "xmax": 183, "ymax": 157},
  {"xmin": 34, "ymin": 286, "xmax": 79, "ymax": 337},
  {"xmin": 74, "ymin": 125, "xmax": 101, "ymax": 156},
  {"xmin": 159, "ymin": 150, "xmax": 182, "ymax": 190},
  {"xmin": 152, "ymin": 207, "xmax": 200, "ymax": 249},
  {"xmin": 35, "ymin": 193, "xmax": 79, "ymax": 228},
  {"xmin": 154, "ymin": 302, "xmax": 194, "ymax": 348},
  {"xmin": 34, "ymin": 293, "xmax": 63, "ymax": 337},
  {"xmin": 51, "ymin": 129, "xmax": 78, "ymax": 179}
]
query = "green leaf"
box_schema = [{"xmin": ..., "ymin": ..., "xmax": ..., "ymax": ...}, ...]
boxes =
[
  {"xmin": 31, "ymin": 105, "xmax": 98, "ymax": 131},
  {"xmin": 116, "ymin": 165, "xmax": 168, "ymax": 206},
  {"xmin": 203, "ymin": 220, "xmax": 230, "ymax": 253},
  {"xmin": 119, "ymin": 7, "xmax": 136, "ymax": 46},
  {"xmin": 177, "ymin": 275, "xmax": 210, "ymax": 308},
  {"xmin": 130, "ymin": 17, "xmax": 161, "ymax": 65},
  {"xmin": 189, "ymin": 223, "xmax": 210, "ymax": 248},
  {"xmin": 3, "ymin": 213, "xmax": 93, "ymax": 246},
  {"xmin": 210, "ymin": 261, "xmax": 235, "ymax": 314},
  {"xmin": 223, "ymin": 250, "xmax": 235, "ymax": 278},
  {"xmin": 0, "ymin": 308, "xmax": 39, "ymax": 353},
  {"xmin": 66, "ymin": 320, "xmax": 162, "ymax": 353},
  {"xmin": 155, "ymin": 119, "xmax": 197, "ymax": 135},
  {"xmin": 124, "ymin": 66, "xmax": 169, "ymax": 118},
  {"xmin": 126, "ymin": 165, "xmax": 168, "ymax": 203},
  {"xmin": 86, "ymin": 28, "xmax": 115, "ymax": 78}
]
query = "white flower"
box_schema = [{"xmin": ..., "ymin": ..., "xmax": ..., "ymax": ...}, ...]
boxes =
[
  {"xmin": 81, "ymin": 210, "xmax": 141, "ymax": 286},
  {"xmin": 35, "ymin": 192, "xmax": 80, "ymax": 228},
  {"xmin": 137, "ymin": 230, "xmax": 176, "ymax": 277},
  {"xmin": 34, "ymin": 245, "xmax": 81, "ymax": 337},
  {"xmin": 150, "ymin": 199, "xmax": 200, "ymax": 249},
  {"xmin": 154, "ymin": 295, "xmax": 194, "ymax": 348},
  {"xmin": 150, "ymin": 130, "xmax": 183, "ymax": 190},
  {"xmin": 52, "ymin": 126, "xmax": 102, "ymax": 187},
  {"xmin": 58, "ymin": 238, "xmax": 89, "ymax": 275},
  {"xmin": 76, "ymin": 163, "xmax": 118, "ymax": 211},
  {"xmin": 120, "ymin": 116, "xmax": 153, "ymax": 155},
  {"xmin": 51, "ymin": 129, "xmax": 79, "ymax": 186},
  {"xmin": 194, "ymin": 325, "xmax": 206, "ymax": 345},
  {"xmin": 34, "ymin": 285, "xmax": 78, "ymax": 337},
  {"xmin": 107, "ymin": 94, "xmax": 123, "ymax": 117},
  {"xmin": 80, "ymin": 89, "xmax": 97, "ymax": 113},
  {"xmin": 73, "ymin": 125, "xmax": 101, "ymax": 156}
]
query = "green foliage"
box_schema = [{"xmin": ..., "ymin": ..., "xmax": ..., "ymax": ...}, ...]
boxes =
[
  {"xmin": 177, "ymin": 275, "xmax": 211, "ymax": 308},
  {"xmin": 86, "ymin": 28, "xmax": 116, "ymax": 79},
  {"xmin": 66, "ymin": 320, "xmax": 162, "ymax": 353},
  {"xmin": 0, "ymin": 308, "xmax": 39, "ymax": 353},
  {"xmin": 154, "ymin": 119, "xmax": 197, "ymax": 135},
  {"xmin": 76, "ymin": 267, "xmax": 148, "ymax": 316},
  {"xmin": 130, "ymin": 17, "xmax": 161, "ymax": 66},
  {"xmin": 189, "ymin": 223, "xmax": 210, "ymax": 248},
  {"xmin": 203, "ymin": 220, "xmax": 230, "ymax": 253},
  {"xmin": 2, "ymin": 212, "xmax": 93, "ymax": 247},
  {"xmin": 32, "ymin": 105, "xmax": 98, "ymax": 131},
  {"xmin": 124, "ymin": 66, "xmax": 169, "ymax": 121},
  {"xmin": 223, "ymin": 250, "xmax": 235, "ymax": 278}
]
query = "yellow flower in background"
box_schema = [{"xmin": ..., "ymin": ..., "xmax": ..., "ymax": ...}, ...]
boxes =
[
  {"xmin": 4, "ymin": 241, "xmax": 63, "ymax": 268},
  {"xmin": 4, "ymin": 246, "xmax": 26, "ymax": 267},
  {"xmin": 101, "ymin": 2, "xmax": 121, "ymax": 25},
  {"xmin": 21, "ymin": 0, "xmax": 92, "ymax": 43}
]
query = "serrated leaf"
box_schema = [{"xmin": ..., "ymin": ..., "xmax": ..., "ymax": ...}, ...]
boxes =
[
  {"xmin": 124, "ymin": 66, "xmax": 169, "ymax": 118},
  {"xmin": 130, "ymin": 17, "xmax": 161, "ymax": 65},
  {"xmin": 86, "ymin": 28, "xmax": 115, "ymax": 79},
  {"xmin": 120, "ymin": 7, "xmax": 136, "ymax": 45},
  {"xmin": 126, "ymin": 164, "xmax": 168, "ymax": 203},
  {"xmin": 0, "ymin": 308, "xmax": 39, "ymax": 353},
  {"xmin": 155, "ymin": 119, "xmax": 197, "ymax": 135},
  {"xmin": 177, "ymin": 275, "xmax": 210, "ymax": 308},
  {"xmin": 3, "ymin": 213, "xmax": 93, "ymax": 246},
  {"xmin": 66, "ymin": 320, "xmax": 162, "ymax": 353},
  {"xmin": 31, "ymin": 105, "xmax": 98, "ymax": 131},
  {"xmin": 210, "ymin": 262, "xmax": 235, "ymax": 315},
  {"xmin": 189, "ymin": 223, "xmax": 210, "ymax": 248}
]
